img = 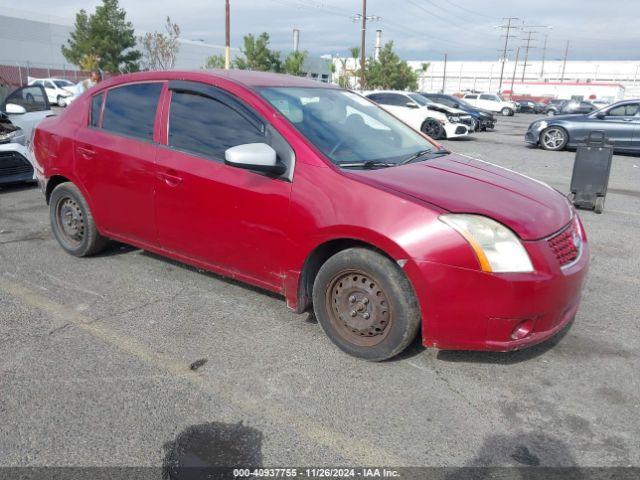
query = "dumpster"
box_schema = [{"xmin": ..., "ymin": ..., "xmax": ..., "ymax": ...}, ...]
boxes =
[{"xmin": 569, "ymin": 130, "xmax": 613, "ymax": 214}]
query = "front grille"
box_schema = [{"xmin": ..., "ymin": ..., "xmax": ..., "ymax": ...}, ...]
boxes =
[
  {"xmin": 0, "ymin": 151, "xmax": 33, "ymax": 177},
  {"xmin": 548, "ymin": 220, "xmax": 580, "ymax": 267}
]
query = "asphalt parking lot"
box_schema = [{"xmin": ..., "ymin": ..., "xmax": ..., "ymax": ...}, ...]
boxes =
[{"xmin": 1, "ymin": 113, "xmax": 639, "ymax": 470}]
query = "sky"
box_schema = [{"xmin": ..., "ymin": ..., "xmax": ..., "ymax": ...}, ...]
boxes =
[{"xmin": 2, "ymin": 0, "xmax": 639, "ymax": 61}]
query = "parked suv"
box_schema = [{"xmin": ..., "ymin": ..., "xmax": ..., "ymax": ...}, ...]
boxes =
[
  {"xmin": 462, "ymin": 92, "xmax": 517, "ymax": 116},
  {"xmin": 365, "ymin": 90, "xmax": 472, "ymax": 139},
  {"xmin": 32, "ymin": 71, "xmax": 589, "ymax": 360}
]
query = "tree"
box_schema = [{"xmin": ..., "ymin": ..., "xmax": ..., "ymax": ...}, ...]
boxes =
[
  {"xmin": 141, "ymin": 17, "xmax": 180, "ymax": 71},
  {"xmin": 234, "ymin": 33, "xmax": 281, "ymax": 72},
  {"xmin": 366, "ymin": 41, "xmax": 417, "ymax": 91},
  {"xmin": 204, "ymin": 54, "xmax": 226, "ymax": 69},
  {"xmin": 283, "ymin": 50, "xmax": 308, "ymax": 76},
  {"xmin": 62, "ymin": 0, "xmax": 141, "ymax": 73}
]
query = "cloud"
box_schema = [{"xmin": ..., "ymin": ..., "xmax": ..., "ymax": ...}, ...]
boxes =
[{"xmin": 1, "ymin": 0, "xmax": 639, "ymax": 60}]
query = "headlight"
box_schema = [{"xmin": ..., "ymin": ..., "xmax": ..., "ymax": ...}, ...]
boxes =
[
  {"xmin": 440, "ymin": 214, "xmax": 534, "ymax": 273},
  {"xmin": 531, "ymin": 120, "xmax": 547, "ymax": 131},
  {"xmin": 0, "ymin": 128, "xmax": 24, "ymax": 144}
]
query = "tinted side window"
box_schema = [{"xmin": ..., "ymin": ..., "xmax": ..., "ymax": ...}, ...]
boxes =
[
  {"xmin": 168, "ymin": 91, "xmax": 264, "ymax": 160},
  {"xmin": 480, "ymin": 94, "xmax": 495, "ymax": 100},
  {"xmin": 102, "ymin": 83, "xmax": 163, "ymax": 141},
  {"xmin": 465, "ymin": 94, "xmax": 478, "ymax": 100},
  {"xmin": 90, "ymin": 93, "xmax": 103, "ymax": 128},
  {"xmin": 607, "ymin": 103, "xmax": 639, "ymax": 117},
  {"xmin": 4, "ymin": 86, "xmax": 49, "ymax": 112}
]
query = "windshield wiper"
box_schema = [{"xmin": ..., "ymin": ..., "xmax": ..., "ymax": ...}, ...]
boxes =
[
  {"xmin": 399, "ymin": 148, "xmax": 449, "ymax": 165},
  {"xmin": 338, "ymin": 160, "xmax": 395, "ymax": 169}
]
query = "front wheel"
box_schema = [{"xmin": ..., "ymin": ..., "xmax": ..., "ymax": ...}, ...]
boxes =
[
  {"xmin": 50, "ymin": 182, "xmax": 108, "ymax": 257},
  {"xmin": 547, "ymin": 110, "xmax": 556, "ymax": 116},
  {"xmin": 501, "ymin": 107, "xmax": 513, "ymax": 116},
  {"xmin": 539, "ymin": 126, "xmax": 568, "ymax": 151},
  {"xmin": 312, "ymin": 248, "xmax": 421, "ymax": 361},
  {"xmin": 421, "ymin": 119, "xmax": 446, "ymax": 140},
  {"xmin": 57, "ymin": 95, "xmax": 67, "ymax": 107}
]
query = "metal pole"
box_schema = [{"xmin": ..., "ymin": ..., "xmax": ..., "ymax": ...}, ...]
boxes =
[
  {"xmin": 224, "ymin": 0, "xmax": 231, "ymax": 69},
  {"xmin": 540, "ymin": 34, "xmax": 548, "ymax": 78},
  {"xmin": 374, "ymin": 29, "xmax": 382, "ymax": 61},
  {"xmin": 458, "ymin": 63, "xmax": 463, "ymax": 91},
  {"xmin": 498, "ymin": 17, "xmax": 515, "ymax": 92},
  {"xmin": 359, "ymin": 0, "xmax": 367, "ymax": 90},
  {"xmin": 293, "ymin": 28, "xmax": 300, "ymax": 52},
  {"xmin": 488, "ymin": 63, "xmax": 493, "ymax": 91},
  {"xmin": 510, "ymin": 47, "xmax": 520, "ymax": 100},
  {"xmin": 560, "ymin": 40, "xmax": 569, "ymax": 83},
  {"xmin": 521, "ymin": 31, "xmax": 533, "ymax": 82},
  {"xmin": 441, "ymin": 53, "xmax": 447, "ymax": 93}
]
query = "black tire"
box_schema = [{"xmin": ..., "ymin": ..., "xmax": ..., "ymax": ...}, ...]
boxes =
[
  {"xmin": 312, "ymin": 248, "xmax": 421, "ymax": 361},
  {"xmin": 547, "ymin": 110, "xmax": 556, "ymax": 116},
  {"xmin": 501, "ymin": 107, "xmax": 513, "ymax": 116},
  {"xmin": 421, "ymin": 119, "xmax": 446, "ymax": 140},
  {"xmin": 539, "ymin": 126, "xmax": 569, "ymax": 151},
  {"xmin": 50, "ymin": 182, "xmax": 108, "ymax": 257}
]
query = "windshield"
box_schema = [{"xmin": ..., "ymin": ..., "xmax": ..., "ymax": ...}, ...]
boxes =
[
  {"xmin": 408, "ymin": 93, "xmax": 432, "ymax": 106},
  {"xmin": 258, "ymin": 87, "xmax": 440, "ymax": 166},
  {"xmin": 54, "ymin": 80, "xmax": 74, "ymax": 88}
]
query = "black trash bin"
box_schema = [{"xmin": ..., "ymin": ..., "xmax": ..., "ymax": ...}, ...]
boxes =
[{"xmin": 569, "ymin": 130, "xmax": 613, "ymax": 214}]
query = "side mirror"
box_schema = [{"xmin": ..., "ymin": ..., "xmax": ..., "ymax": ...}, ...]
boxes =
[
  {"xmin": 5, "ymin": 103, "xmax": 26, "ymax": 115},
  {"xmin": 595, "ymin": 112, "xmax": 606, "ymax": 119},
  {"xmin": 225, "ymin": 143, "xmax": 286, "ymax": 175},
  {"xmin": 405, "ymin": 102, "xmax": 419, "ymax": 109}
]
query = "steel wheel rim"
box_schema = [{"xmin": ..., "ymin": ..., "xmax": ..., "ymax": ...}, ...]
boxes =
[
  {"xmin": 542, "ymin": 128, "xmax": 565, "ymax": 149},
  {"xmin": 55, "ymin": 196, "xmax": 85, "ymax": 247},
  {"xmin": 325, "ymin": 269, "xmax": 393, "ymax": 347}
]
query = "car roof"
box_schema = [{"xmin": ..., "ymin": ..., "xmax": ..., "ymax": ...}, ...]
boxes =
[{"xmin": 98, "ymin": 70, "xmax": 338, "ymax": 90}]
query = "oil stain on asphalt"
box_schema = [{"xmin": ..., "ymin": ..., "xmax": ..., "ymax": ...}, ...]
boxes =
[{"xmin": 162, "ymin": 421, "xmax": 263, "ymax": 480}]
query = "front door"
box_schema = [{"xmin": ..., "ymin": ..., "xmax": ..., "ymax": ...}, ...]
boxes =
[
  {"xmin": 1, "ymin": 85, "xmax": 53, "ymax": 138},
  {"xmin": 600, "ymin": 102, "xmax": 640, "ymax": 148},
  {"xmin": 154, "ymin": 81, "xmax": 292, "ymax": 289},
  {"xmin": 74, "ymin": 82, "xmax": 163, "ymax": 245}
]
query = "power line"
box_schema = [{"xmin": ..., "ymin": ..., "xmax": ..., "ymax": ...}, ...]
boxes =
[{"xmin": 437, "ymin": 0, "xmax": 499, "ymax": 20}]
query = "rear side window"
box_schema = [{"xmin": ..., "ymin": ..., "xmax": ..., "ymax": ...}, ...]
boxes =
[
  {"xmin": 102, "ymin": 83, "xmax": 163, "ymax": 141},
  {"xmin": 168, "ymin": 91, "xmax": 264, "ymax": 160},
  {"xmin": 90, "ymin": 93, "xmax": 103, "ymax": 128},
  {"xmin": 465, "ymin": 94, "xmax": 478, "ymax": 100}
]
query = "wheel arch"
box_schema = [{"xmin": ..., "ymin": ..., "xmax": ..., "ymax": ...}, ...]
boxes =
[
  {"xmin": 45, "ymin": 174, "xmax": 72, "ymax": 204},
  {"xmin": 293, "ymin": 237, "xmax": 406, "ymax": 314}
]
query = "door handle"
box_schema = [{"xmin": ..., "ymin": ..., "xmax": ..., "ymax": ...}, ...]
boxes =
[
  {"xmin": 158, "ymin": 171, "xmax": 183, "ymax": 186},
  {"xmin": 76, "ymin": 146, "xmax": 96, "ymax": 158}
]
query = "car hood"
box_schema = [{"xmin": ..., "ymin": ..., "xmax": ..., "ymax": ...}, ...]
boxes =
[
  {"xmin": 548, "ymin": 114, "xmax": 590, "ymax": 122},
  {"xmin": 348, "ymin": 153, "xmax": 572, "ymax": 240},
  {"xmin": 426, "ymin": 103, "xmax": 467, "ymax": 115}
]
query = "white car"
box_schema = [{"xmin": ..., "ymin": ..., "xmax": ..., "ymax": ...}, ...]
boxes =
[
  {"xmin": 364, "ymin": 90, "xmax": 472, "ymax": 140},
  {"xmin": 462, "ymin": 92, "xmax": 517, "ymax": 116},
  {"xmin": 0, "ymin": 85, "xmax": 53, "ymax": 185},
  {"xmin": 28, "ymin": 77, "xmax": 78, "ymax": 107}
]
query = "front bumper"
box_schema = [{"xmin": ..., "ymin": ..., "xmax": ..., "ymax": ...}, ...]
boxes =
[
  {"xmin": 525, "ymin": 129, "xmax": 539, "ymax": 145},
  {"xmin": 444, "ymin": 122, "xmax": 470, "ymax": 139},
  {"xmin": 408, "ymin": 220, "xmax": 589, "ymax": 351},
  {"xmin": 0, "ymin": 143, "xmax": 35, "ymax": 185}
]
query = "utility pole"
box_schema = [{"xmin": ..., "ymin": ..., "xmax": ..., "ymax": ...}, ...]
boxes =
[
  {"xmin": 540, "ymin": 33, "xmax": 548, "ymax": 79},
  {"xmin": 510, "ymin": 46, "xmax": 520, "ymax": 100},
  {"xmin": 351, "ymin": 2, "xmax": 381, "ymax": 91},
  {"xmin": 521, "ymin": 31, "xmax": 534, "ymax": 82},
  {"xmin": 360, "ymin": 0, "xmax": 367, "ymax": 89},
  {"xmin": 442, "ymin": 53, "xmax": 447, "ymax": 93},
  {"xmin": 561, "ymin": 40, "xmax": 570, "ymax": 83},
  {"xmin": 224, "ymin": 0, "xmax": 231, "ymax": 69},
  {"xmin": 497, "ymin": 17, "xmax": 518, "ymax": 93}
]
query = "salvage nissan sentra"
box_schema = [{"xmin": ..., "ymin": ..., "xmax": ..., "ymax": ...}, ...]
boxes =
[{"xmin": 31, "ymin": 70, "xmax": 589, "ymax": 361}]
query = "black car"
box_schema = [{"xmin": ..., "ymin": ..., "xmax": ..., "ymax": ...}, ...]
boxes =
[
  {"xmin": 516, "ymin": 99, "xmax": 545, "ymax": 114},
  {"xmin": 545, "ymin": 99, "xmax": 596, "ymax": 116},
  {"xmin": 525, "ymin": 99, "xmax": 640, "ymax": 152},
  {"xmin": 419, "ymin": 93, "xmax": 496, "ymax": 131}
]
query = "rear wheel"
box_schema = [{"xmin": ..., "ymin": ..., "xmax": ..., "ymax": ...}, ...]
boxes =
[
  {"xmin": 501, "ymin": 107, "xmax": 513, "ymax": 116},
  {"xmin": 547, "ymin": 110, "xmax": 556, "ymax": 116},
  {"xmin": 312, "ymin": 248, "xmax": 421, "ymax": 361},
  {"xmin": 421, "ymin": 119, "xmax": 445, "ymax": 140},
  {"xmin": 50, "ymin": 182, "xmax": 108, "ymax": 257},
  {"xmin": 57, "ymin": 95, "xmax": 67, "ymax": 107},
  {"xmin": 540, "ymin": 126, "xmax": 568, "ymax": 151}
]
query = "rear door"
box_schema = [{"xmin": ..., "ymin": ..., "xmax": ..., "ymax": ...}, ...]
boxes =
[
  {"xmin": 154, "ymin": 81, "xmax": 293, "ymax": 288},
  {"xmin": 74, "ymin": 82, "xmax": 163, "ymax": 245}
]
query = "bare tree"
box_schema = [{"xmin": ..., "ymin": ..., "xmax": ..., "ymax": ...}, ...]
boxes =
[{"xmin": 141, "ymin": 17, "xmax": 180, "ymax": 71}]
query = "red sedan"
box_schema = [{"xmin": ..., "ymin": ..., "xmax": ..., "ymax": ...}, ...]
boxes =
[{"xmin": 31, "ymin": 70, "xmax": 589, "ymax": 361}]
